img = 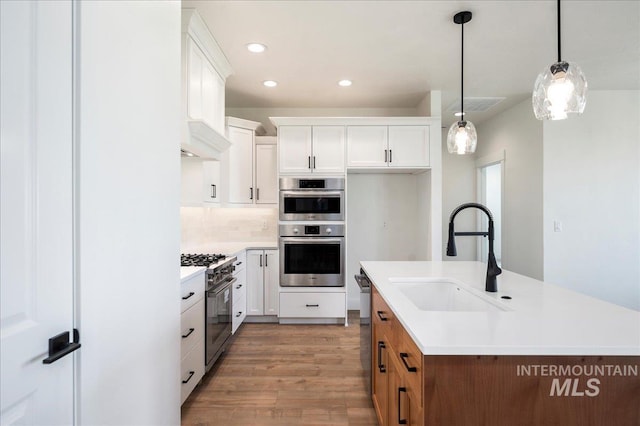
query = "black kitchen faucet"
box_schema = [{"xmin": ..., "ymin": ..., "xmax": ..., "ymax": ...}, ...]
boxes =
[{"xmin": 446, "ymin": 202, "xmax": 502, "ymax": 292}]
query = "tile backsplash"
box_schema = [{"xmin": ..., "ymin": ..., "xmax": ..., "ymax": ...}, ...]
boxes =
[{"xmin": 181, "ymin": 207, "xmax": 278, "ymax": 252}]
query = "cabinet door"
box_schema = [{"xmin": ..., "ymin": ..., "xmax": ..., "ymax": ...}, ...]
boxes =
[
  {"xmin": 279, "ymin": 126, "xmax": 312, "ymax": 174},
  {"xmin": 387, "ymin": 126, "xmax": 430, "ymax": 168},
  {"xmin": 263, "ymin": 250, "xmax": 279, "ymax": 316},
  {"xmin": 201, "ymin": 160, "xmax": 220, "ymax": 205},
  {"xmin": 181, "ymin": 157, "xmax": 203, "ymax": 206},
  {"xmin": 312, "ymin": 126, "xmax": 345, "ymax": 174},
  {"xmin": 201, "ymin": 59, "xmax": 216, "ymax": 129},
  {"xmin": 227, "ymin": 126, "xmax": 254, "ymax": 204},
  {"xmin": 255, "ymin": 144, "xmax": 278, "ymax": 204},
  {"xmin": 246, "ymin": 250, "xmax": 264, "ymax": 315},
  {"xmin": 346, "ymin": 126, "xmax": 389, "ymax": 168}
]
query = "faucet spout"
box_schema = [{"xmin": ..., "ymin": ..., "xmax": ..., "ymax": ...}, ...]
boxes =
[{"xmin": 446, "ymin": 202, "xmax": 502, "ymax": 292}]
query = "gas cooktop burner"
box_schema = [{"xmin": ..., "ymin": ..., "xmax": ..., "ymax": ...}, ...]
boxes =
[{"xmin": 181, "ymin": 253, "xmax": 226, "ymax": 267}]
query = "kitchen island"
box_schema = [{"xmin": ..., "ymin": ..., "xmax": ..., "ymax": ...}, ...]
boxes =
[{"xmin": 362, "ymin": 261, "xmax": 639, "ymax": 426}]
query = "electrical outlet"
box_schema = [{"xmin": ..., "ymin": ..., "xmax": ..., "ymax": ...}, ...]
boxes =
[
  {"xmin": 261, "ymin": 220, "xmax": 268, "ymax": 231},
  {"xmin": 553, "ymin": 220, "xmax": 563, "ymax": 232}
]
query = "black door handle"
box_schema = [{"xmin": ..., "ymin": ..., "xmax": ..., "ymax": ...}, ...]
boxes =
[
  {"xmin": 385, "ymin": 149, "xmax": 388, "ymax": 162},
  {"xmin": 400, "ymin": 352, "xmax": 417, "ymax": 372},
  {"xmin": 305, "ymin": 304, "xmax": 319, "ymax": 307},
  {"xmin": 256, "ymin": 187, "xmax": 260, "ymax": 200},
  {"xmin": 182, "ymin": 292, "xmax": 195, "ymax": 300},
  {"xmin": 43, "ymin": 329, "xmax": 81, "ymax": 364},
  {"xmin": 236, "ymin": 311, "xmax": 243, "ymax": 317},
  {"xmin": 377, "ymin": 341, "xmax": 386, "ymax": 373},
  {"xmin": 259, "ymin": 254, "xmax": 262, "ymax": 267},
  {"xmin": 389, "ymin": 149, "xmax": 393, "ymax": 163},
  {"xmin": 250, "ymin": 187, "xmax": 253, "ymax": 200},
  {"xmin": 308, "ymin": 156, "xmax": 311, "ymax": 169},
  {"xmin": 182, "ymin": 371, "xmax": 195, "ymax": 384},
  {"xmin": 265, "ymin": 254, "xmax": 268, "ymax": 267},
  {"xmin": 398, "ymin": 387, "xmax": 407, "ymax": 424},
  {"xmin": 181, "ymin": 328, "xmax": 195, "ymax": 338},
  {"xmin": 376, "ymin": 311, "xmax": 388, "ymax": 321},
  {"xmin": 211, "ymin": 184, "xmax": 216, "ymax": 198},
  {"xmin": 313, "ymin": 156, "xmax": 316, "ymax": 169}
]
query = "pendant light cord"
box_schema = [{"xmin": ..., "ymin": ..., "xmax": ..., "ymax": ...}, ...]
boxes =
[
  {"xmin": 557, "ymin": 0, "xmax": 562, "ymax": 62},
  {"xmin": 460, "ymin": 19, "xmax": 464, "ymax": 119}
]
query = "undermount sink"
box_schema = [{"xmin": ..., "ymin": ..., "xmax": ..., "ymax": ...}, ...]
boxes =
[{"xmin": 390, "ymin": 278, "xmax": 510, "ymax": 312}]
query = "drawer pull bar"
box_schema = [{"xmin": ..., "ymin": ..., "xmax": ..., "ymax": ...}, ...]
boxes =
[
  {"xmin": 376, "ymin": 311, "xmax": 388, "ymax": 321},
  {"xmin": 182, "ymin": 292, "xmax": 195, "ymax": 300},
  {"xmin": 236, "ymin": 311, "xmax": 243, "ymax": 317},
  {"xmin": 377, "ymin": 341, "xmax": 386, "ymax": 373},
  {"xmin": 305, "ymin": 304, "xmax": 319, "ymax": 307},
  {"xmin": 400, "ymin": 352, "xmax": 417, "ymax": 372},
  {"xmin": 398, "ymin": 387, "xmax": 407, "ymax": 424},
  {"xmin": 182, "ymin": 371, "xmax": 195, "ymax": 384},
  {"xmin": 236, "ymin": 284, "xmax": 243, "ymax": 289},
  {"xmin": 181, "ymin": 328, "xmax": 195, "ymax": 338}
]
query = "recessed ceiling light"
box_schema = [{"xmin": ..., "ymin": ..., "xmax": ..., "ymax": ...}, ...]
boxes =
[
  {"xmin": 263, "ymin": 80, "xmax": 277, "ymax": 87},
  {"xmin": 338, "ymin": 79, "xmax": 352, "ymax": 87},
  {"xmin": 454, "ymin": 112, "xmax": 466, "ymax": 117},
  {"xmin": 246, "ymin": 43, "xmax": 267, "ymax": 53}
]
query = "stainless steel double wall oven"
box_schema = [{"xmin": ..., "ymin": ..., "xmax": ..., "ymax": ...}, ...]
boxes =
[{"xmin": 278, "ymin": 177, "xmax": 345, "ymax": 287}]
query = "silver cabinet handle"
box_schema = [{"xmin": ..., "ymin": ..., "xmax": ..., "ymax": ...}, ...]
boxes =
[
  {"xmin": 384, "ymin": 149, "xmax": 388, "ymax": 163},
  {"xmin": 256, "ymin": 188, "xmax": 260, "ymax": 200}
]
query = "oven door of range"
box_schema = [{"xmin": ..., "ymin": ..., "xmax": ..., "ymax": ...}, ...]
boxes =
[
  {"xmin": 279, "ymin": 236, "xmax": 345, "ymax": 287},
  {"xmin": 279, "ymin": 190, "xmax": 345, "ymax": 221},
  {"xmin": 205, "ymin": 278, "xmax": 234, "ymax": 367}
]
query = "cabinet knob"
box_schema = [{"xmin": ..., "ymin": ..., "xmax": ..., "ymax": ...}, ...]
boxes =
[
  {"xmin": 326, "ymin": 228, "xmax": 332, "ymax": 234},
  {"xmin": 293, "ymin": 228, "xmax": 299, "ymax": 234}
]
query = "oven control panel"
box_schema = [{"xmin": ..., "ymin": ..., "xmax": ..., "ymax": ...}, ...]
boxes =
[{"xmin": 279, "ymin": 224, "xmax": 344, "ymax": 237}]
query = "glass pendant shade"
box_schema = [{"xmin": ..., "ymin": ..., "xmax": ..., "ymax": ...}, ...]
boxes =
[
  {"xmin": 447, "ymin": 120, "xmax": 477, "ymax": 155},
  {"xmin": 533, "ymin": 61, "xmax": 587, "ymax": 120}
]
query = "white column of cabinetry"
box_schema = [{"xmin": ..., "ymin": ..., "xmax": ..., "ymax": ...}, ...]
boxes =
[
  {"xmin": 255, "ymin": 139, "xmax": 278, "ymax": 204},
  {"xmin": 246, "ymin": 249, "xmax": 279, "ymax": 317}
]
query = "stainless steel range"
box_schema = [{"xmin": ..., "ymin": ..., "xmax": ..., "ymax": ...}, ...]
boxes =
[{"xmin": 181, "ymin": 253, "xmax": 236, "ymax": 371}]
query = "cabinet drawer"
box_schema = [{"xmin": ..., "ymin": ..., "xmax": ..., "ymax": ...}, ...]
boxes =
[
  {"xmin": 372, "ymin": 287, "xmax": 396, "ymax": 346},
  {"xmin": 396, "ymin": 327, "xmax": 423, "ymax": 405},
  {"xmin": 181, "ymin": 298, "xmax": 204, "ymax": 357},
  {"xmin": 181, "ymin": 271, "xmax": 205, "ymax": 313},
  {"xmin": 180, "ymin": 340, "xmax": 204, "ymax": 405},
  {"xmin": 279, "ymin": 292, "xmax": 345, "ymax": 318},
  {"xmin": 232, "ymin": 278, "xmax": 247, "ymax": 306},
  {"xmin": 233, "ymin": 250, "xmax": 246, "ymax": 273},
  {"xmin": 232, "ymin": 305, "xmax": 246, "ymax": 334}
]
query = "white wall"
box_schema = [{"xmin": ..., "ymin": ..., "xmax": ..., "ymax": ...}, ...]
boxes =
[
  {"xmin": 346, "ymin": 174, "xmax": 422, "ymax": 308},
  {"xmin": 475, "ymin": 99, "xmax": 544, "ymax": 279},
  {"xmin": 77, "ymin": 2, "xmax": 181, "ymax": 424},
  {"xmin": 226, "ymin": 107, "xmax": 418, "ymax": 135},
  {"xmin": 543, "ymin": 90, "xmax": 640, "ymax": 311}
]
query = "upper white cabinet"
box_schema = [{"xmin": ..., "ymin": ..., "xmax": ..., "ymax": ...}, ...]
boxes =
[
  {"xmin": 347, "ymin": 125, "xmax": 430, "ymax": 169},
  {"xmin": 181, "ymin": 157, "xmax": 220, "ymax": 206},
  {"xmin": 278, "ymin": 126, "xmax": 345, "ymax": 175},
  {"xmin": 224, "ymin": 117, "xmax": 277, "ymax": 205},
  {"xmin": 181, "ymin": 9, "xmax": 233, "ymax": 159}
]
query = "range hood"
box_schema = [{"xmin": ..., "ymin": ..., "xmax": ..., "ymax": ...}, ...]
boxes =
[{"xmin": 181, "ymin": 120, "xmax": 231, "ymax": 159}]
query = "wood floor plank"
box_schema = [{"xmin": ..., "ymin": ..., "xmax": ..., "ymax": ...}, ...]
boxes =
[{"xmin": 181, "ymin": 311, "xmax": 376, "ymax": 426}]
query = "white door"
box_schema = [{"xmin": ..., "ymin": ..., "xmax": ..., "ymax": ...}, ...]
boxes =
[
  {"xmin": 388, "ymin": 126, "xmax": 430, "ymax": 167},
  {"xmin": 227, "ymin": 126, "xmax": 254, "ymax": 204},
  {"xmin": 255, "ymin": 144, "xmax": 278, "ymax": 204},
  {"xmin": 263, "ymin": 250, "xmax": 279, "ymax": 316},
  {"xmin": 346, "ymin": 126, "xmax": 388, "ymax": 168},
  {"xmin": 245, "ymin": 251, "xmax": 264, "ymax": 315},
  {"xmin": 278, "ymin": 126, "xmax": 312, "ymax": 174},
  {"xmin": 1, "ymin": 1, "xmax": 76, "ymax": 424},
  {"xmin": 312, "ymin": 126, "xmax": 345, "ymax": 174}
]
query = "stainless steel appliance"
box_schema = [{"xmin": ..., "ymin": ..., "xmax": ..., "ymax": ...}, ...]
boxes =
[
  {"xmin": 279, "ymin": 224, "xmax": 345, "ymax": 287},
  {"xmin": 279, "ymin": 177, "xmax": 345, "ymax": 221},
  {"xmin": 355, "ymin": 269, "xmax": 372, "ymax": 395},
  {"xmin": 181, "ymin": 253, "xmax": 236, "ymax": 371}
]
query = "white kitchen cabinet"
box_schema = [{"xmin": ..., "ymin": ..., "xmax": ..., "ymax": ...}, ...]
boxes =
[
  {"xmin": 279, "ymin": 126, "xmax": 345, "ymax": 175},
  {"xmin": 187, "ymin": 38, "xmax": 224, "ymax": 133},
  {"xmin": 246, "ymin": 249, "xmax": 279, "ymax": 316},
  {"xmin": 347, "ymin": 125, "xmax": 430, "ymax": 169},
  {"xmin": 231, "ymin": 252, "xmax": 247, "ymax": 333},
  {"xmin": 255, "ymin": 139, "xmax": 278, "ymax": 204},
  {"xmin": 180, "ymin": 269, "xmax": 205, "ymax": 405},
  {"xmin": 181, "ymin": 157, "xmax": 221, "ymax": 206},
  {"xmin": 224, "ymin": 118, "xmax": 277, "ymax": 206},
  {"xmin": 279, "ymin": 292, "xmax": 346, "ymax": 318}
]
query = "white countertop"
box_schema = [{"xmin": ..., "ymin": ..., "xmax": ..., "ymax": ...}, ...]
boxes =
[
  {"xmin": 180, "ymin": 266, "xmax": 206, "ymax": 282},
  {"xmin": 181, "ymin": 241, "xmax": 278, "ymax": 257},
  {"xmin": 361, "ymin": 261, "xmax": 640, "ymax": 356}
]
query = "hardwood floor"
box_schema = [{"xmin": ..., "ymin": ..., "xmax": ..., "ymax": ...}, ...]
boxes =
[{"xmin": 181, "ymin": 312, "xmax": 377, "ymax": 426}]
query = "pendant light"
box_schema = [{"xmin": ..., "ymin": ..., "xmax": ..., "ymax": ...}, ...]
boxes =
[
  {"xmin": 447, "ymin": 11, "xmax": 477, "ymax": 155},
  {"xmin": 532, "ymin": 0, "xmax": 587, "ymax": 120}
]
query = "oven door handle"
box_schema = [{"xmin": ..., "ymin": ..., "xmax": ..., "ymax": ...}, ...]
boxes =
[
  {"xmin": 282, "ymin": 191, "xmax": 343, "ymax": 198},
  {"xmin": 280, "ymin": 237, "xmax": 344, "ymax": 244},
  {"xmin": 208, "ymin": 277, "xmax": 236, "ymax": 296}
]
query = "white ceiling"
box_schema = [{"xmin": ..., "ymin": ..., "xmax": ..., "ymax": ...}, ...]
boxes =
[{"xmin": 183, "ymin": 0, "xmax": 640, "ymax": 126}]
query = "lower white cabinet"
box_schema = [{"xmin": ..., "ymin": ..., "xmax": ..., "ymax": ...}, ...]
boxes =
[
  {"xmin": 279, "ymin": 292, "xmax": 346, "ymax": 318},
  {"xmin": 231, "ymin": 251, "xmax": 247, "ymax": 333},
  {"xmin": 180, "ymin": 269, "xmax": 205, "ymax": 405},
  {"xmin": 246, "ymin": 249, "xmax": 279, "ymax": 316}
]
